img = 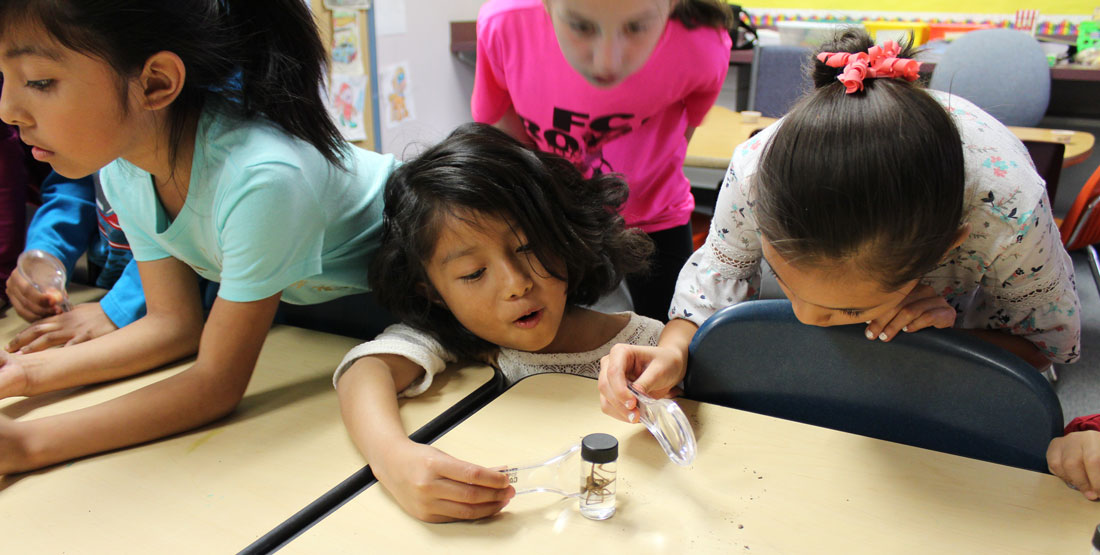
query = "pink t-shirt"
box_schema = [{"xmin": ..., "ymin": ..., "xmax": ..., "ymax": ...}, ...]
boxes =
[{"xmin": 472, "ymin": 0, "xmax": 731, "ymax": 233}]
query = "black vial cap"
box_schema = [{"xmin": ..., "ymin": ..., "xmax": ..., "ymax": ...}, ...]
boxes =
[
  {"xmin": 581, "ymin": 433, "xmax": 618, "ymax": 464},
  {"xmin": 1092, "ymin": 524, "xmax": 1100, "ymax": 550}
]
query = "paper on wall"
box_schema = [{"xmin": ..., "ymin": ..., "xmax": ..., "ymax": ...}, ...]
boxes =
[
  {"xmin": 376, "ymin": 0, "xmax": 408, "ymax": 36},
  {"xmin": 380, "ymin": 62, "xmax": 416, "ymax": 129},
  {"xmin": 324, "ymin": 0, "xmax": 370, "ymax": 8},
  {"xmin": 331, "ymin": 10, "xmax": 363, "ymax": 75},
  {"xmin": 328, "ymin": 73, "xmax": 369, "ymax": 142}
]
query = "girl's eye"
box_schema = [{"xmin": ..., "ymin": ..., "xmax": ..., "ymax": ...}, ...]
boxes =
[
  {"xmin": 460, "ymin": 268, "xmax": 485, "ymax": 282},
  {"xmin": 25, "ymin": 79, "xmax": 53, "ymax": 91},
  {"xmin": 625, "ymin": 22, "xmax": 648, "ymax": 35},
  {"xmin": 841, "ymin": 309, "xmax": 864, "ymax": 318},
  {"xmin": 569, "ymin": 20, "xmax": 596, "ymax": 35},
  {"xmin": 516, "ymin": 243, "xmax": 532, "ymax": 254}
]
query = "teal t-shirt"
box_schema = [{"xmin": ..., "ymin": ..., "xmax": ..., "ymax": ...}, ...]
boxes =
[{"xmin": 100, "ymin": 101, "xmax": 395, "ymax": 305}]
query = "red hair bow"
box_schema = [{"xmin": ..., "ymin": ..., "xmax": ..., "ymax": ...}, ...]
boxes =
[{"xmin": 816, "ymin": 40, "xmax": 922, "ymax": 94}]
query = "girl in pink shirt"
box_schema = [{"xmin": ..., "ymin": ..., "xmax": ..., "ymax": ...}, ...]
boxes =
[{"xmin": 472, "ymin": 0, "xmax": 732, "ymax": 322}]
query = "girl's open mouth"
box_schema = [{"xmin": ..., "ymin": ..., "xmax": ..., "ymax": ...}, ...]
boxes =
[{"xmin": 514, "ymin": 309, "xmax": 543, "ymax": 329}]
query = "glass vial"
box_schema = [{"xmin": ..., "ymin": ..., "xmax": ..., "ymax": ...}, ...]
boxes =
[{"xmin": 579, "ymin": 433, "xmax": 617, "ymax": 520}]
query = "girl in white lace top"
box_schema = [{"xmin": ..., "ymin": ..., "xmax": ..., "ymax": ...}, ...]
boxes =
[
  {"xmin": 334, "ymin": 123, "xmax": 662, "ymax": 522},
  {"xmin": 599, "ymin": 30, "xmax": 1087, "ymax": 497}
]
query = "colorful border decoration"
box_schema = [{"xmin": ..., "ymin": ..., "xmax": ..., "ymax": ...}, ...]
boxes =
[{"xmin": 744, "ymin": 12, "xmax": 1086, "ymax": 36}]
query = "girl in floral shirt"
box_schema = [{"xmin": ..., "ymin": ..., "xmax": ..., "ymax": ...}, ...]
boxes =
[{"xmin": 599, "ymin": 29, "xmax": 1087, "ymax": 496}]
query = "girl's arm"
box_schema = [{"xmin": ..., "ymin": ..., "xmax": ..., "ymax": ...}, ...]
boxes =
[
  {"xmin": 0, "ymin": 259, "xmax": 281, "ymax": 473},
  {"xmin": 489, "ymin": 106, "xmax": 535, "ymax": 148},
  {"xmin": 336, "ymin": 354, "xmax": 512, "ymax": 523},
  {"xmin": 964, "ymin": 329, "xmax": 1049, "ymax": 370},
  {"xmin": 598, "ymin": 318, "xmax": 698, "ymax": 423}
]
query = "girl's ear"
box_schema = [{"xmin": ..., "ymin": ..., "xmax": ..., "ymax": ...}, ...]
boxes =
[
  {"xmin": 138, "ymin": 51, "xmax": 186, "ymax": 111},
  {"xmin": 941, "ymin": 223, "xmax": 971, "ymax": 260}
]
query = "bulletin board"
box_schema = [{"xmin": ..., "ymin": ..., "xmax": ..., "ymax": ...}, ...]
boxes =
[{"xmin": 310, "ymin": 0, "xmax": 377, "ymax": 151}]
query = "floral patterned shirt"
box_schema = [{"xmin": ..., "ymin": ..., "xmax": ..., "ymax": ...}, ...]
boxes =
[{"xmin": 671, "ymin": 92, "xmax": 1080, "ymax": 364}]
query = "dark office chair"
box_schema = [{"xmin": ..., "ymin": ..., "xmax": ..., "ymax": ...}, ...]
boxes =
[
  {"xmin": 1023, "ymin": 140, "xmax": 1065, "ymax": 205},
  {"xmin": 683, "ymin": 300, "xmax": 1063, "ymax": 472},
  {"xmin": 747, "ymin": 45, "xmax": 812, "ymax": 118}
]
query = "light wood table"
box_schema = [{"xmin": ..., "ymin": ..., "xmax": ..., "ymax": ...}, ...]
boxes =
[
  {"xmin": 286, "ymin": 373, "xmax": 1099, "ymax": 554},
  {"xmin": 0, "ymin": 304, "xmax": 497, "ymax": 553},
  {"xmin": 684, "ymin": 106, "xmax": 776, "ymax": 170},
  {"xmin": 1008, "ymin": 125, "xmax": 1096, "ymax": 167},
  {"xmin": 687, "ymin": 105, "xmax": 1096, "ymax": 170}
]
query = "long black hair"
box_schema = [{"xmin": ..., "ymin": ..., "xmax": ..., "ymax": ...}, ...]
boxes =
[
  {"xmin": 0, "ymin": 0, "xmax": 346, "ymax": 168},
  {"xmin": 753, "ymin": 28, "xmax": 965, "ymax": 290},
  {"xmin": 672, "ymin": 0, "xmax": 735, "ymax": 29},
  {"xmin": 372, "ymin": 123, "xmax": 653, "ymax": 359}
]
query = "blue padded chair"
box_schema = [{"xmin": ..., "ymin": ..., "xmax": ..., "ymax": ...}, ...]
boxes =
[
  {"xmin": 747, "ymin": 45, "xmax": 812, "ymax": 118},
  {"xmin": 929, "ymin": 29, "xmax": 1050, "ymax": 127},
  {"xmin": 683, "ymin": 300, "xmax": 1063, "ymax": 472}
]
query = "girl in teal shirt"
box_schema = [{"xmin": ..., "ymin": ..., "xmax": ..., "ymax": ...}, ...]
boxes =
[{"xmin": 0, "ymin": 0, "xmax": 394, "ymax": 473}]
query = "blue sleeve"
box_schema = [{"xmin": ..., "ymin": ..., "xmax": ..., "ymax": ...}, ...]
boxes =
[
  {"xmin": 24, "ymin": 172, "xmax": 97, "ymax": 276},
  {"xmin": 97, "ymin": 258, "xmax": 146, "ymax": 327}
]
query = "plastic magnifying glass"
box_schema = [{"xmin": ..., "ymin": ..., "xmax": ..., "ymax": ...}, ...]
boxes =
[
  {"xmin": 628, "ymin": 383, "xmax": 697, "ymax": 466},
  {"xmin": 501, "ymin": 443, "xmax": 581, "ymax": 498},
  {"xmin": 16, "ymin": 250, "xmax": 73, "ymax": 312}
]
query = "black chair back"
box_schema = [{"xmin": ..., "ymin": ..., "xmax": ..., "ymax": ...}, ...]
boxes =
[
  {"xmin": 1023, "ymin": 140, "xmax": 1065, "ymax": 204},
  {"xmin": 684, "ymin": 300, "xmax": 1063, "ymax": 472}
]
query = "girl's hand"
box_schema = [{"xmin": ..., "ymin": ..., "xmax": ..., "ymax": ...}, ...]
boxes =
[
  {"xmin": 0, "ymin": 350, "xmax": 29, "ymax": 399},
  {"xmin": 373, "ymin": 440, "xmax": 515, "ymax": 522},
  {"xmin": 1048, "ymin": 431, "xmax": 1100, "ymax": 501},
  {"xmin": 7, "ymin": 303, "xmax": 119, "ymax": 354},
  {"xmin": 599, "ymin": 343, "xmax": 686, "ymax": 424},
  {"xmin": 5, "ymin": 269, "xmax": 62, "ymax": 322},
  {"xmin": 864, "ymin": 284, "xmax": 956, "ymax": 342},
  {"xmin": 0, "ymin": 415, "xmax": 34, "ymax": 475}
]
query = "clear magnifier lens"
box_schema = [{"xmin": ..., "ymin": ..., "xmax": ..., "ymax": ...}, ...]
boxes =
[
  {"xmin": 628, "ymin": 384, "xmax": 697, "ymax": 466},
  {"xmin": 502, "ymin": 443, "xmax": 582, "ymax": 498},
  {"xmin": 16, "ymin": 249, "xmax": 72, "ymax": 312}
]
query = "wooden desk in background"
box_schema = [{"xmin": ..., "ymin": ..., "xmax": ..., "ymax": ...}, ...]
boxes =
[
  {"xmin": 285, "ymin": 373, "xmax": 1097, "ymax": 553},
  {"xmin": 0, "ymin": 303, "xmax": 497, "ymax": 553},
  {"xmin": 687, "ymin": 105, "xmax": 1096, "ymax": 170}
]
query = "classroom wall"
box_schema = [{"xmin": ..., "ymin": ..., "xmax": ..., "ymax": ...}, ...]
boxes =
[{"xmin": 374, "ymin": 0, "xmax": 486, "ymax": 158}]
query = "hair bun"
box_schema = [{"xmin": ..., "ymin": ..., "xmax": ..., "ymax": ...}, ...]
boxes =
[{"xmin": 811, "ymin": 27, "xmax": 918, "ymax": 89}]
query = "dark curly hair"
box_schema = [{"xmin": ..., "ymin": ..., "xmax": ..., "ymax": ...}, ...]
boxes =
[
  {"xmin": 753, "ymin": 28, "xmax": 965, "ymax": 290},
  {"xmin": 370, "ymin": 123, "xmax": 653, "ymax": 359}
]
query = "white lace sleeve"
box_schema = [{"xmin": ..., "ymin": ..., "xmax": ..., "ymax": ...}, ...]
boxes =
[
  {"xmin": 668, "ymin": 157, "xmax": 765, "ymax": 325},
  {"xmin": 670, "ymin": 146, "xmax": 765, "ymax": 327},
  {"xmin": 332, "ymin": 323, "xmax": 459, "ymax": 397},
  {"xmin": 982, "ymin": 196, "xmax": 1081, "ymax": 364}
]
